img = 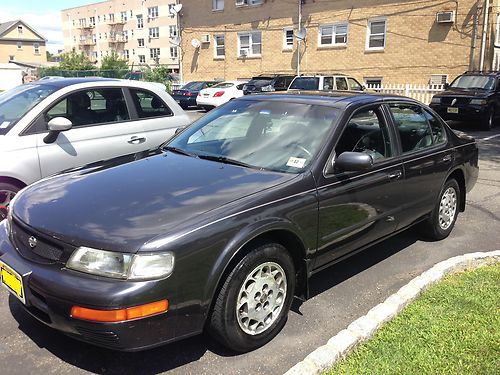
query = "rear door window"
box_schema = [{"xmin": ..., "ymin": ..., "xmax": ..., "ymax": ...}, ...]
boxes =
[
  {"xmin": 289, "ymin": 77, "xmax": 319, "ymax": 90},
  {"xmin": 335, "ymin": 77, "xmax": 348, "ymax": 90},
  {"xmin": 130, "ymin": 89, "xmax": 173, "ymax": 119},
  {"xmin": 323, "ymin": 77, "xmax": 334, "ymax": 90}
]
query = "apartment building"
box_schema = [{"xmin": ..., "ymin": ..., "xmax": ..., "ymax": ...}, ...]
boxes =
[
  {"xmin": 180, "ymin": 0, "xmax": 499, "ymax": 85},
  {"xmin": 61, "ymin": 0, "xmax": 180, "ymax": 71},
  {"xmin": 0, "ymin": 20, "xmax": 47, "ymax": 64}
]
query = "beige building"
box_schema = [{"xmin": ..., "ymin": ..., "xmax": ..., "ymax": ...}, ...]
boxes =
[
  {"xmin": 180, "ymin": 0, "xmax": 500, "ymax": 85},
  {"xmin": 61, "ymin": 0, "xmax": 180, "ymax": 71},
  {"xmin": 0, "ymin": 20, "xmax": 47, "ymax": 64}
]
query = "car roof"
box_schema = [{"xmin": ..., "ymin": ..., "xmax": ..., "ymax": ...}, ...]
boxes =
[
  {"xmin": 459, "ymin": 71, "xmax": 500, "ymax": 77},
  {"xmin": 34, "ymin": 77, "xmax": 119, "ymax": 88},
  {"xmin": 295, "ymin": 73, "xmax": 348, "ymax": 77},
  {"xmin": 239, "ymin": 91, "xmax": 418, "ymax": 108}
]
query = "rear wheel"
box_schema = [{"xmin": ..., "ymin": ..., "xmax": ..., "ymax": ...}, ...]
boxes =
[
  {"xmin": 419, "ymin": 178, "xmax": 460, "ymax": 240},
  {"xmin": 208, "ymin": 242, "xmax": 295, "ymax": 352},
  {"xmin": 0, "ymin": 182, "xmax": 21, "ymax": 221}
]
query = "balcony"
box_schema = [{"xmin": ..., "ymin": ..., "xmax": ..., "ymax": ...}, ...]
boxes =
[
  {"xmin": 107, "ymin": 19, "xmax": 126, "ymax": 26},
  {"xmin": 79, "ymin": 39, "xmax": 96, "ymax": 46},
  {"xmin": 108, "ymin": 35, "xmax": 126, "ymax": 44},
  {"xmin": 77, "ymin": 24, "xmax": 95, "ymax": 30}
]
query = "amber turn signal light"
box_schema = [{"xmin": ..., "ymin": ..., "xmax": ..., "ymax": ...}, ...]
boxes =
[{"xmin": 71, "ymin": 300, "xmax": 169, "ymax": 322}]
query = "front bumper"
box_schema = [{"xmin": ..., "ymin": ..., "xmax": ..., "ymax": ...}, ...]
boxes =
[
  {"xmin": 430, "ymin": 104, "xmax": 488, "ymax": 121},
  {"xmin": 0, "ymin": 221, "xmax": 183, "ymax": 351}
]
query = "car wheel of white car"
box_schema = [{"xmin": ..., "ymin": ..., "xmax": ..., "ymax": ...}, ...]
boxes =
[
  {"xmin": 208, "ymin": 242, "xmax": 295, "ymax": 352},
  {"xmin": 0, "ymin": 182, "xmax": 21, "ymax": 221}
]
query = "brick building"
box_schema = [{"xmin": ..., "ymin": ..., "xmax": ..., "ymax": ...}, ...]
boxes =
[
  {"xmin": 61, "ymin": 0, "xmax": 180, "ymax": 71},
  {"xmin": 0, "ymin": 20, "xmax": 47, "ymax": 64},
  {"xmin": 179, "ymin": 0, "xmax": 500, "ymax": 85}
]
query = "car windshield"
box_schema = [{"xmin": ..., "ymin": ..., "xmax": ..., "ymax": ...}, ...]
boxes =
[
  {"xmin": 289, "ymin": 78, "xmax": 320, "ymax": 90},
  {"xmin": 167, "ymin": 99, "xmax": 339, "ymax": 173},
  {"xmin": 450, "ymin": 75, "xmax": 495, "ymax": 90},
  {"xmin": 247, "ymin": 78, "xmax": 273, "ymax": 87},
  {"xmin": 212, "ymin": 82, "xmax": 234, "ymax": 89},
  {"xmin": 182, "ymin": 81, "xmax": 205, "ymax": 91},
  {"xmin": 0, "ymin": 84, "xmax": 57, "ymax": 135}
]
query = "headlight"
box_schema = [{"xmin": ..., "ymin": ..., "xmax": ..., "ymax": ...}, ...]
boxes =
[
  {"xmin": 67, "ymin": 247, "xmax": 175, "ymax": 280},
  {"xmin": 261, "ymin": 84, "xmax": 274, "ymax": 92},
  {"xmin": 470, "ymin": 98, "xmax": 487, "ymax": 105},
  {"xmin": 430, "ymin": 96, "xmax": 441, "ymax": 104}
]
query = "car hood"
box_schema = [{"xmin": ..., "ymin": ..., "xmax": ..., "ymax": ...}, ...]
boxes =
[
  {"xmin": 434, "ymin": 88, "xmax": 490, "ymax": 98},
  {"xmin": 12, "ymin": 151, "xmax": 295, "ymax": 252}
]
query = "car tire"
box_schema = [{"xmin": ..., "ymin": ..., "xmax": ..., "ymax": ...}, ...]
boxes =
[
  {"xmin": 482, "ymin": 107, "xmax": 494, "ymax": 130},
  {"xmin": 208, "ymin": 242, "xmax": 295, "ymax": 352},
  {"xmin": 419, "ymin": 178, "xmax": 460, "ymax": 240},
  {"xmin": 0, "ymin": 182, "xmax": 21, "ymax": 221}
]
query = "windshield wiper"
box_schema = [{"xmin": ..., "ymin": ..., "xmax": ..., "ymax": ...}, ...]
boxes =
[
  {"xmin": 163, "ymin": 146, "xmax": 198, "ymax": 157},
  {"xmin": 197, "ymin": 154, "xmax": 259, "ymax": 169}
]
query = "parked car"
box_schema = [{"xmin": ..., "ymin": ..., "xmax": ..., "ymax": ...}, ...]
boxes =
[
  {"xmin": 0, "ymin": 91, "xmax": 478, "ymax": 353},
  {"xmin": 172, "ymin": 81, "xmax": 220, "ymax": 109},
  {"xmin": 429, "ymin": 71, "xmax": 500, "ymax": 130},
  {"xmin": 242, "ymin": 74, "xmax": 295, "ymax": 95},
  {"xmin": 289, "ymin": 74, "xmax": 365, "ymax": 91},
  {"xmin": 0, "ymin": 78, "xmax": 190, "ymax": 220},
  {"xmin": 196, "ymin": 80, "xmax": 247, "ymax": 111}
]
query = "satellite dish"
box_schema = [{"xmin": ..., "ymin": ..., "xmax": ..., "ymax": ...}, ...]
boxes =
[
  {"xmin": 295, "ymin": 27, "xmax": 307, "ymax": 40},
  {"xmin": 172, "ymin": 36, "xmax": 181, "ymax": 46},
  {"xmin": 173, "ymin": 4, "xmax": 183, "ymax": 13},
  {"xmin": 191, "ymin": 38, "xmax": 201, "ymax": 48}
]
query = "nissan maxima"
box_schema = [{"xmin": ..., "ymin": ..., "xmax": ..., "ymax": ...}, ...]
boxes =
[{"xmin": 0, "ymin": 92, "xmax": 478, "ymax": 352}]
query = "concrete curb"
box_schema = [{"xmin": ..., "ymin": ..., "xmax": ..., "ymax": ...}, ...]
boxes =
[{"xmin": 284, "ymin": 250, "xmax": 500, "ymax": 375}]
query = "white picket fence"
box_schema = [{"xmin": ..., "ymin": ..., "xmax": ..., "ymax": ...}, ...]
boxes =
[{"xmin": 365, "ymin": 83, "xmax": 445, "ymax": 104}]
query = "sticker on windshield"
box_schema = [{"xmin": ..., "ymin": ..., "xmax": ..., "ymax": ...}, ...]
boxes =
[
  {"xmin": 0, "ymin": 121, "xmax": 10, "ymax": 129},
  {"xmin": 286, "ymin": 157, "xmax": 306, "ymax": 168}
]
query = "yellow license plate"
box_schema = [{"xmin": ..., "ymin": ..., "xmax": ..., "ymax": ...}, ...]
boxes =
[
  {"xmin": 0, "ymin": 260, "xmax": 25, "ymax": 304},
  {"xmin": 447, "ymin": 107, "xmax": 459, "ymax": 114}
]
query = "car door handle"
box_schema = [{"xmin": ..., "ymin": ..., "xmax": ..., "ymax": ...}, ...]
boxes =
[
  {"xmin": 388, "ymin": 170, "xmax": 403, "ymax": 180},
  {"xmin": 441, "ymin": 154, "xmax": 452, "ymax": 163},
  {"xmin": 128, "ymin": 136, "xmax": 146, "ymax": 144}
]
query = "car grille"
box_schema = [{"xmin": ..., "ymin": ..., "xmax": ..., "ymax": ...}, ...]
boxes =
[
  {"xmin": 440, "ymin": 97, "xmax": 471, "ymax": 106},
  {"xmin": 11, "ymin": 220, "xmax": 66, "ymax": 264},
  {"xmin": 75, "ymin": 326, "xmax": 122, "ymax": 349}
]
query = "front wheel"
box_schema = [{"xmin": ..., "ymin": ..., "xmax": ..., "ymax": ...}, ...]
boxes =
[
  {"xmin": 0, "ymin": 182, "xmax": 21, "ymax": 221},
  {"xmin": 208, "ymin": 242, "xmax": 295, "ymax": 352},
  {"xmin": 419, "ymin": 178, "xmax": 460, "ymax": 240},
  {"xmin": 481, "ymin": 107, "xmax": 494, "ymax": 130}
]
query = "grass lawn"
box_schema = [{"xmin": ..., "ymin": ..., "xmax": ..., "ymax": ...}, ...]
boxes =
[{"xmin": 327, "ymin": 264, "xmax": 500, "ymax": 375}]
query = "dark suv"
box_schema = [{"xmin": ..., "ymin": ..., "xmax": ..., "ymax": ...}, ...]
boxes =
[
  {"xmin": 243, "ymin": 74, "xmax": 295, "ymax": 95},
  {"xmin": 429, "ymin": 71, "xmax": 500, "ymax": 130}
]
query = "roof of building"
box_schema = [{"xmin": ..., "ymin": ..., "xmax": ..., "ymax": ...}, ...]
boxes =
[{"xmin": 0, "ymin": 19, "xmax": 47, "ymax": 41}]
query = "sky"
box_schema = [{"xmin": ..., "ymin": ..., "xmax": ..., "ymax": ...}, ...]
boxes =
[{"xmin": 0, "ymin": 0, "xmax": 100, "ymax": 53}]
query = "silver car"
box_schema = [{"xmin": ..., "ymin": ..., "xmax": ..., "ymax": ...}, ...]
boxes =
[{"xmin": 0, "ymin": 78, "xmax": 191, "ymax": 220}]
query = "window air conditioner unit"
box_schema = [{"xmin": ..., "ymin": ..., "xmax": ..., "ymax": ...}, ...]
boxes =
[
  {"xmin": 436, "ymin": 11, "xmax": 455, "ymax": 24},
  {"xmin": 236, "ymin": 0, "xmax": 248, "ymax": 5},
  {"xmin": 201, "ymin": 34, "xmax": 211, "ymax": 43}
]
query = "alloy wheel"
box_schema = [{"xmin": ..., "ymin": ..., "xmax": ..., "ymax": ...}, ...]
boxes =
[{"xmin": 438, "ymin": 187, "xmax": 457, "ymax": 230}]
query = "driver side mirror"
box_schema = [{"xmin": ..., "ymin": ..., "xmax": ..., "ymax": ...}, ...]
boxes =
[
  {"xmin": 44, "ymin": 117, "xmax": 73, "ymax": 144},
  {"xmin": 443, "ymin": 83, "xmax": 450, "ymax": 90},
  {"xmin": 332, "ymin": 152, "xmax": 373, "ymax": 173}
]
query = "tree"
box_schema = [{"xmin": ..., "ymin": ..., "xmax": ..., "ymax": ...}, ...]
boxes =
[
  {"xmin": 101, "ymin": 52, "xmax": 129, "ymax": 71},
  {"xmin": 142, "ymin": 63, "xmax": 172, "ymax": 92},
  {"xmin": 58, "ymin": 50, "xmax": 95, "ymax": 70}
]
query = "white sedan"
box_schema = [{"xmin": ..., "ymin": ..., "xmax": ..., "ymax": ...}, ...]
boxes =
[
  {"xmin": 196, "ymin": 81, "xmax": 247, "ymax": 111},
  {"xmin": 0, "ymin": 78, "xmax": 190, "ymax": 220}
]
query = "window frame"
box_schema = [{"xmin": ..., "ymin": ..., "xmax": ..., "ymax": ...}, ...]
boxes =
[
  {"xmin": 318, "ymin": 22, "xmax": 348, "ymax": 47},
  {"xmin": 366, "ymin": 18, "xmax": 387, "ymax": 51},
  {"xmin": 136, "ymin": 14, "xmax": 144, "ymax": 29},
  {"xmin": 128, "ymin": 87, "xmax": 174, "ymax": 119},
  {"xmin": 170, "ymin": 46, "xmax": 178, "ymax": 58},
  {"xmin": 213, "ymin": 0, "xmax": 224, "ymax": 11},
  {"xmin": 283, "ymin": 28, "xmax": 294, "ymax": 50},
  {"xmin": 148, "ymin": 6, "xmax": 159, "ymax": 19},
  {"xmin": 33, "ymin": 42, "xmax": 40, "ymax": 55},
  {"xmin": 149, "ymin": 27, "xmax": 160, "ymax": 39},
  {"xmin": 214, "ymin": 34, "xmax": 225, "ymax": 58},
  {"xmin": 150, "ymin": 47, "xmax": 160, "ymax": 59},
  {"xmin": 237, "ymin": 31, "xmax": 262, "ymax": 57},
  {"xmin": 138, "ymin": 38, "xmax": 145, "ymax": 47}
]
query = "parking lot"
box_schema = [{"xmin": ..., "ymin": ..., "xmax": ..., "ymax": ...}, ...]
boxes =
[{"xmin": 0, "ymin": 117, "xmax": 499, "ymax": 375}]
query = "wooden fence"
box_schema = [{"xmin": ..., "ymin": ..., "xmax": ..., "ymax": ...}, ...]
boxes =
[{"xmin": 366, "ymin": 84, "xmax": 445, "ymax": 104}]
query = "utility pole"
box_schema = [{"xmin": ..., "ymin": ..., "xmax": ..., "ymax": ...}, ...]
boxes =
[
  {"xmin": 297, "ymin": 0, "xmax": 302, "ymax": 76},
  {"xmin": 479, "ymin": 0, "xmax": 490, "ymax": 71},
  {"xmin": 469, "ymin": 2, "xmax": 479, "ymax": 71}
]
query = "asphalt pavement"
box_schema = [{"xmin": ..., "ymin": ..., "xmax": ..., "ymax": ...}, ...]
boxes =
[{"xmin": 0, "ymin": 117, "xmax": 499, "ymax": 375}]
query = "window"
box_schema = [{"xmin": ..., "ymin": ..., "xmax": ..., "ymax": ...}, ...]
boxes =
[
  {"xmin": 319, "ymin": 23, "xmax": 348, "ymax": 46},
  {"xmin": 79, "ymin": 18, "xmax": 86, "ymax": 27},
  {"xmin": 139, "ymin": 55, "xmax": 146, "ymax": 63},
  {"xmin": 149, "ymin": 27, "xmax": 159, "ymax": 38},
  {"xmin": 238, "ymin": 31, "xmax": 261, "ymax": 57},
  {"xmin": 169, "ymin": 25, "xmax": 178, "ymax": 37},
  {"xmin": 138, "ymin": 38, "xmax": 145, "ymax": 47},
  {"xmin": 124, "ymin": 50, "xmax": 129, "ymax": 60},
  {"xmin": 137, "ymin": 14, "xmax": 143, "ymax": 29},
  {"xmin": 236, "ymin": 0, "xmax": 263, "ymax": 6},
  {"xmin": 123, "ymin": 30, "xmax": 128, "ymax": 42},
  {"xmin": 367, "ymin": 19, "xmax": 386, "ymax": 50},
  {"xmin": 92, "ymin": 34, "xmax": 97, "ymax": 42},
  {"xmin": 213, "ymin": 0, "xmax": 224, "ymax": 10},
  {"xmin": 170, "ymin": 46, "xmax": 178, "ymax": 58},
  {"xmin": 148, "ymin": 6, "xmax": 159, "ymax": 19},
  {"xmin": 150, "ymin": 48, "xmax": 160, "ymax": 59},
  {"xmin": 34, "ymin": 43, "xmax": 40, "ymax": 54},
  {"xmin": 335, "ymin": 106, "xmax": 393, "ymax": 162},
  {"xmin": 283, "ymin": 28, "xmax": 294, "ymax": 50},
  {"xmin": 335, "ymin": 77, "xmax": 348, "ymax": 90},
  {"xmin": 388, "ymin": 104, "xmax": 436, "ymax": 153},
  {"xmin": 130, "ymin": 89, "xmax": 173, "ymax": 118},
  {"xmin": 120, "ymin": 11, "xmax": 128, "ymax": 22},
  {"xmin": 16, "ymin": 42, "xmax": 22, "ymax": 50},
  {"xmin": 214, "ymin": 34, "xmax": 225, "ymax": 57},
  {"xmin": 46, "ymin": 89, "xmax": 129, "ymax": 127},
  {"xmin": 323, "ymin": 77, "xmax": 333, "ymax": 90},
  {"xmin": 103, "ymin": 14, "xmax": 107, "ymax": 22},
  {"xmin": 364, "ymin": 77, "xmax": 383, "ymax": 88},
  {"xmin": 130, "ymin": 10, "xmax": 133, "ymax": 17},
  {"xmin": 17, "ymin": 25, "xmax": 23, "ymax": 34},
  {"xmin": 347, "ymin": 77, "xmax": 363, "ymax": 91}
]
